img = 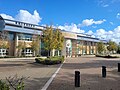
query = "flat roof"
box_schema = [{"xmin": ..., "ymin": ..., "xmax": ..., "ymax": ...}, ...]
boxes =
[{"xmin": 1, "ymin": 17, "xmax": 107, "ymax": 43}]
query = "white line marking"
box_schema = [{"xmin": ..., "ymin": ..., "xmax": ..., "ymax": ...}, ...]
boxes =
[{"xmin": 41, "ymin": 60, "xmax": 65, "ymax": 90}]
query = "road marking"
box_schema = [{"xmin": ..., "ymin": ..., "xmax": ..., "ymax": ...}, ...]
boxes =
[{"xmin": 41, "ymin": 60, "xmax": 65, "ymax": 90}]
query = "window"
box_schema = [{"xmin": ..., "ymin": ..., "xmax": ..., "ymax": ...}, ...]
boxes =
[
  {"xmin": 9, "ymin": 32, "xmax": 14, "ymax": 40},
  {"xmin": 82, "ymin": 49, "xmax": 86, "ymax": 54},
  {"xmin": 18, "ymin": 34, "xmax": 32, "ymax": 41},
  {"xmin": 22, "ymin": 48, "xmax": 33, "ymax": 56},
  {"xmin": 83, "ymin": 41, "xmax": 87, "ymax": 45},
  {"xmin": 0, "ymin": 49, "xmax": 7, "ymax": 57},
  {"xmin": 77, "ymin": 40, "xmax": 80, "ymax": 44}
]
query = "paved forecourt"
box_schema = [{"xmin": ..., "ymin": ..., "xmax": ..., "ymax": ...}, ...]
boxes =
[
  {"xmin": 0, "ymin": 58, "xmax": 61, "ymax": 90},
  {"xmin": 47, "ymin": 56, "xmax": 120, "ymax": 90}
]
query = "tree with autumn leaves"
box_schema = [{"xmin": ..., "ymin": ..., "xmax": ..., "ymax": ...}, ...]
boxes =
[
  {"xmin": 31, "ymin": 35, "xmax": 40, "ymax": 56},
  {"xmin": 42, "ymin": 26, "xmax": 64, "ymax": 56},
  {"xmin": 107, "ymin": 40, "xmax": 118, "ymax": 54},
  {"xmin": 0, "ymin": 31, "xmax": 10, "ymax": 49},
  {"xmin": 97, "ymin": 41, "xmax": 118, "ymax": 55},
  {"xmin": 97, "ymin": 42, "xmax": 105, "ymax": 54}
]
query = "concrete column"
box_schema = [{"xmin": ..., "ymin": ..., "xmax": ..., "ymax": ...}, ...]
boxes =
[
  {"xmin": 72, "ymin": 39, "xmax": 77, "ymax": 57},
  {"xmin": 14, "ymin": 33, "xmax": 18, "ymax": 56},
  {"xmin": 81, "ymin": 41, "xmax": 83, "ymax": 55},
  {"xmin": 39, "ymin": 39, "xmax": 41, "ymax": 56},
  {"xmin": 62, "ymin": 39, "xmax": 66, "ymax": 57},
  {"xmin": 52, "ymin": 49, "xmax": 55, "ymax": 56},
  {"xmin": 58, "ymin": 50, "xmax": 59, "ymax": 56},
  {"xmin": 87, "ymin": 41, "xmax": 89, "ymax": 54}
]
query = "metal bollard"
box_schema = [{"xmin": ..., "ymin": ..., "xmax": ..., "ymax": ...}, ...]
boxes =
[
  {"xmin": 75, "ymin": 71, "xmax": 80, "ymax": 87},
  {"xmin": 102, "ymin": 66, "xmax": 106, "ymax": 78},
  {"xmin": 118, "ymin": 63, "xmax": 120, "ymax": 72}
]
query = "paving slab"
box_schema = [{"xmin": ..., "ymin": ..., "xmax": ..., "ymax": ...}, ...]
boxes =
[
  {"xmin": 0, "ymin": 58, "xmax": 60, "ymax": 90},
  {"xmin": 47, "ymin": 57, "xmax": 120, "ymax": 90}
]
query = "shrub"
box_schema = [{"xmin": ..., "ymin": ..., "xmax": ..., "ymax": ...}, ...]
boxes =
[
  {"xmin": 35, "ymin": 58, "xmax": 44, "ymax": 63},
  {"xmin": 95, "ymin": 54, "xmax": 104, "ymax": 57},
  {"xmin": 35, "ymin": 56, "xmax": 65, "ymax": 65},
  {"xmin": 104, "ymin": 55, "xmax": 119, "ymax": 58},
  {"xmin": 0, "ymin": 74, "xmax": 28, "ymax": 90},
  {"xmin": 96, "ymin": 54, "xmax": 119, "ymax": 58},
  {"xmin": 0, "ymin": 80, "xmax": 9, "ymax": 90}
]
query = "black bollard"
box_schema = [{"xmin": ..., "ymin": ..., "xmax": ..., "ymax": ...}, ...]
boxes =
[
  {"xmin": 102, "ymin": 66, "xmax": 106, "ymax": 78},
  {"xmin": 75, "ymin": 71, "xmax": 80, "ymax": 87},
  {"xmin": 118, "ymin": 63, "xmax": 120, "ymax": 72}
]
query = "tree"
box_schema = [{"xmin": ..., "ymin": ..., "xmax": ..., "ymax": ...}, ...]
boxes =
[
  {"xmin": 16, "ymin": 41, "xmax": 26, "ymax": 57},
  {"xmin": 116, "ymin": 42, "xmax": 120, "ymax": 54},
  {"xmin": 54, "ymin": 28, "xmax": 64, "ymax": 56},
  {"xmin": 31, "ymin": 35, "xmax": 40, "ymax": 56},
  {"xmin": 117, "ymin": 45, "xmax": 120, "ymax": 54},
  {"xmin": 107, "ymin": 41, "xmax": 117, "ymax": 54},
  {"xmin": 42, "ymin": 26, "xmax": 64, "ymax": 56},
  {"xmin": 16, "ymin": 34, "xmax": 26, "ymax": 57},
  {"xmin": 97, "ymin": 42, "xmax": 105, "ymax": 54},
  {"xmin": 0, "ymin": 31, "xmax": 10, "ymax": 49}
]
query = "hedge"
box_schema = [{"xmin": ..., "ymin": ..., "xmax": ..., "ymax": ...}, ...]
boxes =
[
  {"xmin": 35, "ymin": 56, "xmax": 65, "ymax": 65},
  {"xmin": 96, "ymin": 54, "xmax": 119, "ymax": 58}
]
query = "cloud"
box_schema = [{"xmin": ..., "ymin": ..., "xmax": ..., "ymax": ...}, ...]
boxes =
[
  {"xmin": 58, "ymin": 23, "xmax": 120, "ymax": 43},
  {"xmin": 110, "ymin": 22, "xmax": 114, "ymax": 25},
  {"xmin": 0, "ymin": 14, "xmax": 14, "ymax": 20},
  {"xmin": 58, "ymin": 23, "xmax": 85, "ymax": 33},
  {"xmin": 92, "ymin": 26, "xmax": 97, "ymax": 28},
  {"xmin": 0, "ymin": 10, "xmax": 42, "ymax": 24},
  {"xmin": 86, "ymin": 30, "xmax": 94, "ymax": 35},
  {"xmin": 93, "ymin": 26, "xmax": 120, "ymax": 43},
  {"xmin": 103, "ymin": 4, "xmax": 109, "ymax": 7},
  {"xmin": 15, "ymin": 10, "xmax": 42, "ymax": 24},
  {"xmin": 80, "ymin": 19, "xmax": 106, "ymax": 27},
  {"xmin": 116, "ymin": 13, "xmax": 120, "ymax": 19},
  {"xmin": 97, "ymin": 0, "xmax": 120, "ymax": 7}
]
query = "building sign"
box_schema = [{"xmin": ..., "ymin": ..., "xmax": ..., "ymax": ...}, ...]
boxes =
[{"xmin": 62, "ymin": 32, "xmax": 77, "ymax": 39}]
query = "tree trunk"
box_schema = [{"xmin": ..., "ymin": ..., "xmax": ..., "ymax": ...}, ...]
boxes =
[
  {"xmin": 48, "ymin": 50, "xmax": 49, "ymax": 57},
  {"xmin": 50, "ymin": 50, "xmax": 52, "ymax": 57},
  {"xmin": 33, "ymin": 51, "xmax": 35, "ymax": 56}
]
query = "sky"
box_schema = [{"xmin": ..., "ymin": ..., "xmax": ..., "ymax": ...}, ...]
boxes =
[{"xmin": 0, "ymin": 0, "xmax": 120, "ymax": 43}]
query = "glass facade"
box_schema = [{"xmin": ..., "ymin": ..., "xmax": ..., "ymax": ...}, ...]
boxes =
[
  {"xmin": 0, "ymin": 17, "xmax": 107, "ymax": 57},
  {"xmin": 66, "ymin": 39, "xmax": 72, "ymax": 57},
  {"xmin": 18, "ymin": 34, "xmax": 32, "ymax": 41}
]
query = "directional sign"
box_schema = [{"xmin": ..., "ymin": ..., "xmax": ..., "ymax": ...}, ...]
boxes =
[{"xmin": 0, "ymin": 15, "xmax": 5, "ymax": 31}]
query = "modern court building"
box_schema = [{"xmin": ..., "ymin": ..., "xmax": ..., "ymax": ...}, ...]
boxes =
[{"xmin": 0, "ymin": 15, "xmax": 107, "ymax": 57}]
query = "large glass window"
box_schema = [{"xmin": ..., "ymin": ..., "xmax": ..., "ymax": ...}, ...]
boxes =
[
  {"xmin": 83, "ymin": 41, "xmax": 87, "ymax": 45},
  {"xmin": 18, "ymin": 34, "xmax": 32, "ymax": 41},
  {"xmin": 77, "ymin": 40, "xmax": 81, "ymax": 44},
  {"xmin": 66, "ymin": 40, "xmax": 72, "ymax": 57},
  {"xmin": 9, "ymin": 32, "xmax": 14, "ymax": 41},
  {"xmin": 0, "ymin": 49, "xmax": 8, "ymax": 56},
  {"xmin": 82, "ymin": 48, "xmax": 86, "ymax": 54},
  {"xmin": 22, "ymin": 48, "xmax": 33, "ymax": 56},
  {"xmin": 55, "ymin": 50, "xmax": 61, "ymax": 56}
]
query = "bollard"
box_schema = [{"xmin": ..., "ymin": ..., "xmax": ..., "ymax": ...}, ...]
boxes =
[
  {"xmin": 75, "ymin": 71, "xmax": 80, "ymax": 87},
  {"xmin": 102, "ymin": 66, "xmax": 106, "ymax": 78},
  {"xmin": 118, "ymin": 63, "xmax": 120, "ymax": 72}
]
